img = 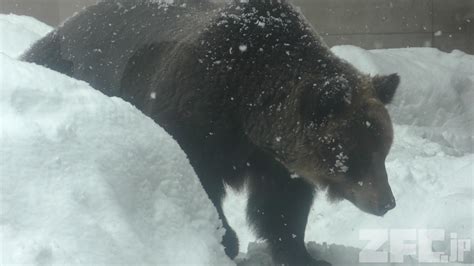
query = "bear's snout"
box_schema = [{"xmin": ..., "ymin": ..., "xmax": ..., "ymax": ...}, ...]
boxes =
[
  {"xmin": 373, "ymin": 193, "xmax": 396, "ymax": 216},
  {"xmin": 346, "ymin": 177, "xmax": 396, "ymax": 216},
  {"xmin": 365, "ymin": 181, "xmax": 396, "ymax": 216}
]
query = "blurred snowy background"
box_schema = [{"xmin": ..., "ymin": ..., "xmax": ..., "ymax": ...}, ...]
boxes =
[{"xmin": 0, "ymin": 1, "xmax": 473, "ymax": 265}]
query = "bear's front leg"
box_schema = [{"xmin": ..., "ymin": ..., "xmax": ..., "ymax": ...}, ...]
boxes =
[{"xmin": 246, "ymin": 153, "xmax": 331, "ymax": 266}]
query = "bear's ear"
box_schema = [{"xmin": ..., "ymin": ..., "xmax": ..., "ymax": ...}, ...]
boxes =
[{"xmin": 373, "ymin": 73, "xmax": 400, "ymax": 104}]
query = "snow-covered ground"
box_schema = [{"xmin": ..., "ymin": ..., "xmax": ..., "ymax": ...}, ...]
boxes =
[{"xmin": 0, "ymin": 13, "xmax": 473, "ymax": 265}]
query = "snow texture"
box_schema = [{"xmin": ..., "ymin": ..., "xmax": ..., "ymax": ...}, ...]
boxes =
[
  {"xmin": 0, "ymin": 14, "xmax": 230, "ymax": 266},
  {"xmin": 239, "ymin": 242, "xmax": 470, "ymax": 266},
  {"xmin": 0, "ymin": 14, "xmax": 52, "ymax": 58},
  {"xmin": 332, "ymin": 45, "xmax": 474, "ymax": 155}
]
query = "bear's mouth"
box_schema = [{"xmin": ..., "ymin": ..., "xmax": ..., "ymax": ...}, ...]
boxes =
[
  {"xmin": 322, "ymin": 178, "xmax": 396, "ymax": 216},
  {"xmin": 346, "ymin": 184, "xmax": 396, "ymax": 216}
]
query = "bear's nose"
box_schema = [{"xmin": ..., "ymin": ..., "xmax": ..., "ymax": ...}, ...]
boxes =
[{"xmin": 378, "ymin": 198, "xmax": 396, "ymax": 215}]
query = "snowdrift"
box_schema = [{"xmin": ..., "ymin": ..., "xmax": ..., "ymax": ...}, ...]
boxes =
[
  {"xmin": 0, "ymin": 14, "xmax": 52, "ymax": 58},
  {"xmin": 0, "ymin": 14, "xmax": 230, "ymax": 266},
  {"xmin": 333, "ymin": 45, "xmax": 474, "ymax": 155}
]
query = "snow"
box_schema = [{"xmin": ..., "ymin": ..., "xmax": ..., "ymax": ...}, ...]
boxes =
[
  {"xmin": 1, "ymin": 13, "xmax": 473, "ymax": 265},
  {"xmin": 332, "ymin": 45, "xmax": 474, "ymax": 155},
  {"xmin": 0, "ymin": 14, "xmax": 52, "ymax": 58},
  {"xmin": 0, "ymin": 15, "xmax": 230, "ymax": 266},
  {"xmin": 239, "ymin": 44, "xmax": 248, "ymax": 52}
]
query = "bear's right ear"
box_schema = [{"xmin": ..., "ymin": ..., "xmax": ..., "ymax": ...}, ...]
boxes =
[{"xmin": 373, "ymin": 73, "xmax": 400, "ymax": 104}]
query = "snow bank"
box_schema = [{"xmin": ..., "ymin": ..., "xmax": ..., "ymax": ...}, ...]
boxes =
[
  {"xmin": 0, "ymin": 14, "xmax": 52, "ymax": 58},
  {"xmin": 0, "ymin": 16, "xmax": 230, "ymax": 265},
  {"xmin": 242, "ymin": 242, "xmax": 470, "ymax": 266},
  {"xmin": 332, "ymin": 46, "xmax": 474, "ymax": 155}
]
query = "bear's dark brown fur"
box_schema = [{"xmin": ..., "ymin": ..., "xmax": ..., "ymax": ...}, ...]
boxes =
[{"xmin": 23, "ymin": 0, "xmax": 399, "ymax": 265}]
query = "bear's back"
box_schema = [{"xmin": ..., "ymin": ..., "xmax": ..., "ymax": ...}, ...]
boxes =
[{"xmin": 23, "ymin": 0, "xmax": 221, "ymax": 95}]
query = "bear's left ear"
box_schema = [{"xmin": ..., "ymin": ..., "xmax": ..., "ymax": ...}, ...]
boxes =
[{"xmin": 373, "ymin": 73, "xmax": 400, "ymax": 104}]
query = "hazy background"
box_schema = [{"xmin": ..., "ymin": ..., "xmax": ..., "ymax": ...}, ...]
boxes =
[{"xmin": 0, "ymin": 0, "xmax": 473, "ymax": 54}]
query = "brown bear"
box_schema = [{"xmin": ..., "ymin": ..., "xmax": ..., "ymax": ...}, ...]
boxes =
[{"xmin": 22, "ymin": 0, "xmax": 399, "ymax": 265}]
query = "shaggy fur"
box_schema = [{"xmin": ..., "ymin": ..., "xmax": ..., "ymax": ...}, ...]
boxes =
[{"xmin": 23, "ymin": 0, "xmax": 399, "ymax": 265}]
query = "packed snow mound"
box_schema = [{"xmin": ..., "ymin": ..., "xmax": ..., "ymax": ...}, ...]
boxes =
[
  {"xmin": 0, "ymin": 14, "xmax": 52, "ymax": 58},
  {"xmin": 240, "ymin": 242, "xmax": 470, "ymax": 266},
  {"xmin": 0, "ymin": 54, "xmax": 231, "ymax": 265},
  {"xmin": 332, "ymin": 46, "xmax": 474, "ymax": 154}
]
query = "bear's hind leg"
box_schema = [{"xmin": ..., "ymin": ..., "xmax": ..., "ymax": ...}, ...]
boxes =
[{"xmin": 247, "ymin": 154, "xmax": 329, "ymax": 266}]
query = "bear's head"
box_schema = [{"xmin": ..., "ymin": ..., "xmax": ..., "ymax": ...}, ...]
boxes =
[
  {"xmin": 225, "ymin": 0, "xmax": 400, "ymax": 216},
  {"xmin": 272, "ymin": 72, "xmax": 400, "ymax": 216}
]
